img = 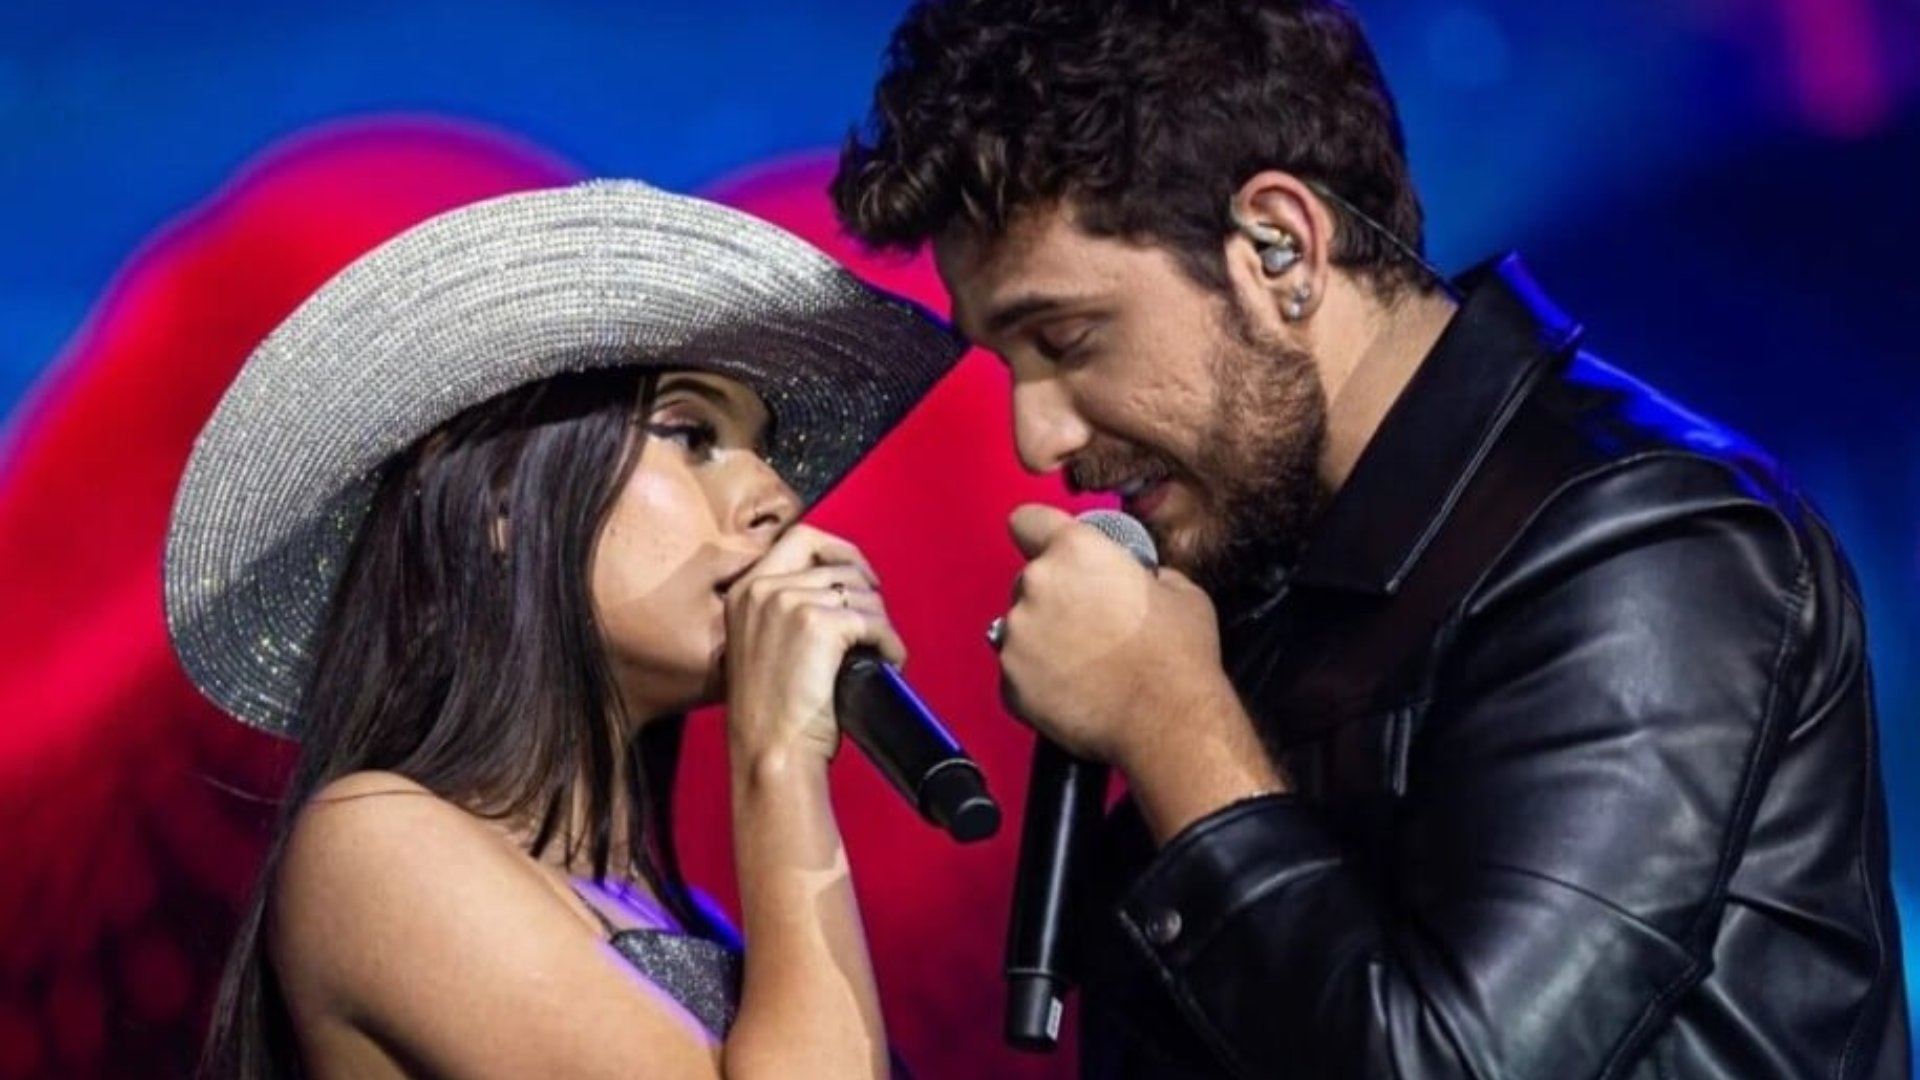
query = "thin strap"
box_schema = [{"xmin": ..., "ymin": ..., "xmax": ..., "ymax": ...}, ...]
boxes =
[{"xmin": 567, "ymin": 883, "xmax": 622, "ymax": 939}]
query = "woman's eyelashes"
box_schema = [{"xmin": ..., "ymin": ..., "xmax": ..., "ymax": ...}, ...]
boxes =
[
  {"xmin": 647, "ymin": 412, "xmax": 773, "ymax": 462},
  {"xmin": 647, "ymin": 415, "xmax": 721, "ymax": 458}
]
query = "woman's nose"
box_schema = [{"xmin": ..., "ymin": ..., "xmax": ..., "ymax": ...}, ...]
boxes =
[{"xmin": 735, "ymin": 459, "xmax": 801, "ymax": 537}]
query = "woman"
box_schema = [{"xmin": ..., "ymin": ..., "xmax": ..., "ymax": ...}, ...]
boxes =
[{"xmin": 165, "ymin": 180, "xmax": 967, "ymax": 1078}]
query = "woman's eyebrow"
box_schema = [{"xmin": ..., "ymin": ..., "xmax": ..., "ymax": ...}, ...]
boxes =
[{"xmin": 653, "ymin": 377, "xmax": 733, "ymax": 408}]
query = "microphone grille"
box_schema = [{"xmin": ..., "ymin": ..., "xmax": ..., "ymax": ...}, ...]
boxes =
[{"xmin": 1076, "ymin": 509, "xmax": 1159, "ymax": 570}]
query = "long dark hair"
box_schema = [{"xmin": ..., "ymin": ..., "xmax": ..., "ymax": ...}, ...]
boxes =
[{"xmin": 202, "ymin": 366, "xmax": 717, "ymax": 1078}]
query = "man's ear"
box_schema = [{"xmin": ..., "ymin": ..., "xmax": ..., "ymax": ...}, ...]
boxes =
[{"xmin": 1222, "ymin": 169, "xmax": 1334, "ymax": 327}]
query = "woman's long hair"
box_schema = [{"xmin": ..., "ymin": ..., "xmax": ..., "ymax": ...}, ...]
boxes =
[{"xmin": 201, "ymin": 366, "xmax": 718, "ymax": 1077}]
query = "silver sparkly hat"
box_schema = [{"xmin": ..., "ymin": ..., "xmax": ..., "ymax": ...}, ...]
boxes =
[{"xmin": 165, "ymin": 178, "xmax": 965, "ymax": 736}]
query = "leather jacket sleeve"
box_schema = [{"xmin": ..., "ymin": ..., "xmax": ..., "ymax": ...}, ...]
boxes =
[{"xmin": 1113, "ymin": 458, "xmax": 1820, "ymax": 1079}]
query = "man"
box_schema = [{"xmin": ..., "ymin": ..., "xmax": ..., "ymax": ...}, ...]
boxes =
[{"xmin": 832, "ymin": 1, "xmax": 1909, "ymax": 1077}]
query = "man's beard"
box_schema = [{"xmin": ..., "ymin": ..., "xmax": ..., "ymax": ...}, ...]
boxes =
[
  {"xmin": 1067, "ymin": 306, "xmax": 1329, "ymax": 600},
  {"xmin": 1180, "ymin": 310, "xmax": 1330, "ymax": 598}
]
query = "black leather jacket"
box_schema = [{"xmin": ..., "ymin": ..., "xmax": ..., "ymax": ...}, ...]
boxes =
[{"xmin": 1076, "ymin": 256, "xmax": 1909, "ymax": 1079}]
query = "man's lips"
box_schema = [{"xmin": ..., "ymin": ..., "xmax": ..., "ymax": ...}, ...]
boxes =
[
  {"xmin": 1121, "ymin": 477, "xmax": 1173, "ymax": 519},
  {"xmin": 1069, "ymin": 457, "xmax": 1182, "ymax": 519}
]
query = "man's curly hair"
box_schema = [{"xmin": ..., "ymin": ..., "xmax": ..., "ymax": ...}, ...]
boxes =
[{"xmin": 832, "ymin": 0, "xmax": 1435, "ymax": 300}]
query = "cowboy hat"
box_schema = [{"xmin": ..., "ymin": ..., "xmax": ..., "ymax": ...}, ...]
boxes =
[{"xmin": 164, "ymin": 178, "xmax": 964, "ymax": 735}]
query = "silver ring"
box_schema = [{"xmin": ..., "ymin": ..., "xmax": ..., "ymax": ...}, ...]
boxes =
[{"xmin": 985, "ymin": 615, "xmax": 1007, "ymax": 650}]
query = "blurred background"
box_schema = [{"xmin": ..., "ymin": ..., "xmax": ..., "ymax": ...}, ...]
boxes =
[{"xmin": 0, "ymin": 1, "xmax": 1913, "ymax": 1076}]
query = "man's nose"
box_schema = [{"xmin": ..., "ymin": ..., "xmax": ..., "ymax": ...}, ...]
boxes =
[{"xmin": 1011, "ymin": 375, "xmax": 1091, "ymax": 475}]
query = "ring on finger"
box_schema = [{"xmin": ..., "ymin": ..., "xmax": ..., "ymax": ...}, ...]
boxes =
[{"xmin": 831, "ymin": 581, "xmax": 850, "ymax": 608}]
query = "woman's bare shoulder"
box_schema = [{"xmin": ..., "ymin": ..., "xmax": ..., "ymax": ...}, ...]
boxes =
[
  {"xmin": 280, "ymin": 770, "xmax": 507, "ymax": 883},
  {"xmin": 266, "ymin": 770, "xmax": 720, "ymax": 1076},
  {"xmin": 270, "ymin": 771, "xmax": 542, "ymax": 995}
]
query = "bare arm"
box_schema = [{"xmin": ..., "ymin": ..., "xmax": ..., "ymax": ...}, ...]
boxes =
[
  {"xmin": 715, "ymin": 523, "xmax": 904, "ymax": 1079},
  {"xmin": 722, "ymin": 755, "xmax": 886, "ymax": 1077}
]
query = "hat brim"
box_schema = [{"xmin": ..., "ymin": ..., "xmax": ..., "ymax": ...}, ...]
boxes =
[{"xmin": 164, "ymin": 179, "xmax": 965, "ymax": 735}]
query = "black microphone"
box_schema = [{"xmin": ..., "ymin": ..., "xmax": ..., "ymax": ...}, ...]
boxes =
[
  {"xmin": 835, "ymin": 647, "xmax": 1002, "ymax": 843},
  {"xmin": 1004, "ymin": 509, "xmax": 1158, "ymax": 1051}
]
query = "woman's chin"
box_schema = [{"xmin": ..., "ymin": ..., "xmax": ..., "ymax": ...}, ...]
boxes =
[
  {"xmin": 689, "ymin": 682, "xmax": 726, "ymax": 713},
  {"xmin": 659, "ymin": 664, "xmax": 726, "ymax": 718},
  {"xmin": 611, "ymin": 650, "xmax": 726, "ymax": 723}
]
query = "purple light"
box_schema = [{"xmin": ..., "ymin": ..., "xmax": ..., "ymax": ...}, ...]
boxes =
[{"xmin": 1777, "ymin": 0, "xmax": 1890, "ymax": 137}]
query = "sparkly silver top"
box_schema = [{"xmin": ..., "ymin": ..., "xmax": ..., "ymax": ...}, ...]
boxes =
[
  {"xmin": 163, "ymin": 178, "xmax": 966, "ymax": 736},
  {"xmin": 607, "ymin": 928, "xmax": 743, "ymax": 1036}
]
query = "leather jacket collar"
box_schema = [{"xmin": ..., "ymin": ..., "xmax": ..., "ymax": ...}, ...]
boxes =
[{"xmin": 1292, "ymin": 254, "xmax": 1585, "ymax": 597}]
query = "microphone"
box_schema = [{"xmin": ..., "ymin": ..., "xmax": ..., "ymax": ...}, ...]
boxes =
[
  {"xmin": 1004, "ymin": 509, "xmax": 1158, "ymax": 1051},
  {"xmin": 835, "ymin": 647, "xmax": 1002, "ymax": 843}
]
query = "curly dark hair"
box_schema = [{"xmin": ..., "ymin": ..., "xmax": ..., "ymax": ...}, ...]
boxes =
[{"xmin": 832, "ymin": 0, "xmax": 1436, "ymax": 300}]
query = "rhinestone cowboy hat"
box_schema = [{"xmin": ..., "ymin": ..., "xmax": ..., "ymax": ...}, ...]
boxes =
[{"xmin": 164, "ymin": 178, "xmax": 965, "ymax": 736}]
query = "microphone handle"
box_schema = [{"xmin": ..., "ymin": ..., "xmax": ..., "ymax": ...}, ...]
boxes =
[
  {"xmin": 834, "ymin": 646, "xmax": 1001, "ymax": 843},
  {"xmin": 1004, "ymin": 737, "xmax": 1110, "ymax": 1051}
]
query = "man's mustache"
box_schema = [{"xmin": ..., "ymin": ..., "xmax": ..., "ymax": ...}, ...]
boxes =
[{"xmin": 1064, "ymin": 446, "xmax": 1177, "ymax": 495}]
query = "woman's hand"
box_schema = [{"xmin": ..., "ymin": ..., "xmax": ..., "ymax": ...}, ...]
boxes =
[{"xmin": 721, "ymin": 525, "xmax": 906, "ymax": 770}]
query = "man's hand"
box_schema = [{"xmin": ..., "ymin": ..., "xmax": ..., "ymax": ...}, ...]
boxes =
[
  {"xmin": 996, "ymin": 505, "xmax": 1287, "ymax": 838},
  {"xmin": 996, "ymin": 504, "xmax": 1221, "ymax": 764}
]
